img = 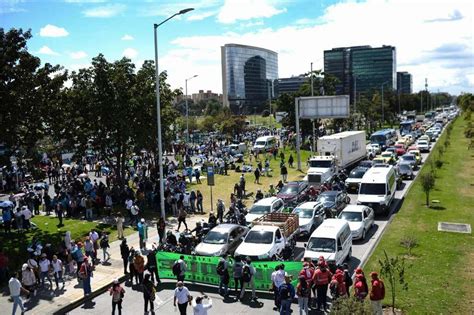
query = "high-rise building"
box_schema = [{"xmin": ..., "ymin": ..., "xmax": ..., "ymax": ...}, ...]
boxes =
[
  {"xmin": 221, "ymin": 44, "xmax": 278, "ymax": 114},
  {"xmin": 191, "ymin": 90, "xmax": 223, "ymax": 103},
  {"xmin": 324, "ymin": 45, "xmax": 397, "ymax": 102},
  {"xmin": 276, "ymin": 75, "xmax": 308, "ymax": 96},
  {"xmin": 397, "ymin": 72, "xmax": 412, "ymax": 94}
]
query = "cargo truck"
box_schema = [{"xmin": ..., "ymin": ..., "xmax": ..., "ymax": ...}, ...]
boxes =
[{"xmin": 304, "ymin": 131, "xmax": 366, "ymax": 187}]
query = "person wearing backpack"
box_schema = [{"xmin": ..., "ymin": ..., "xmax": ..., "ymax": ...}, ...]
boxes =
[
  {"xmin": 343, "ymin": 263, "xmax": 353, "ymax": 296},
  {"xmin": 232, "ymin": 256, "xmax": 244, "ymax": 297},
  {"xmin": 109, "ymin": 279, "xmax": 125, "ymax": 315},
  {"xmin": 279, "ymin": 275, "xmax": 295, "ymax": 315},
  {"xmin": 370, "ymin": 272, "xmax": 385, "ymax": 315},
  {"xmin": 173, "ymin": 255, "xmax": 187, "ymax": 282},
  {"xmin": 296, "ymin": 275, "xmax": 310, "ymax": 315},
  {"xmin": 217, "ymin": 254, "xmax": 230, "ymax": 297},
  {"xmin": 239, "ymin": 258, "xmax": 256, "ymax": 301},
  {"xmin": 329, "ymin": 270, "xmax": 347, "ymax": 301}
]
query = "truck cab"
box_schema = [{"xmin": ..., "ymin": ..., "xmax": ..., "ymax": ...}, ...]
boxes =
[{"xmin": 304, "ymin": 156, "xmax": 336, "ymax": 187}]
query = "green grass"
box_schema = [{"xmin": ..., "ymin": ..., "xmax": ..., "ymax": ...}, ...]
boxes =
[
  {"xmin": 364, "ymin": 117, "xmax": 474, "ymax": 313},
  {"xmin": 187, "ymin": 147, "xmax": 312, "ymax": 211},
  {"xmin": 1, "ymin": 215, "xmax": 133, "ymax": 275},
  {"xmin": 194, "ymin": 114, "xmax": 282, "ymax": 129}
]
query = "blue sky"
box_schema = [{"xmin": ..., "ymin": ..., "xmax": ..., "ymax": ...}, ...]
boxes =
[{"xmin": 1, "ymin": 0, "xmax": 473, "ymax": 95}]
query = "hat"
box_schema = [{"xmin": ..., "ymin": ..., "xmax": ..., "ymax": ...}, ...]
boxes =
[
  {"xmin": 41, "ymin": 253, "xmax": 47, "ymax": 258},
  {"xmin": 22, "ymin": 263, "xmax": 28, "ymax": 271},
  {"xmin": 141, "ymin": 218, "xmax": 145, "ymax": 223},
  {"xmin": 355, "ymin": 267, "xmax": 363, "ymax": 274},
  {"xmin": 370, "ymin": 272, "xmax": 379, "ymax": 278},
  {"xmin": 177, "ymin": 281, "xmax": 183, "ymax": 287},
  {"xmin": 113, "ymin": 279, "xmax": 119, "ymax": 284}
]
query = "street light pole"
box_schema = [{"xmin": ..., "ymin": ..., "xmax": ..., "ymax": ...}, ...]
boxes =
[
  {"xmin": 154, "ymin": 7, "xmax": 194, "ymax": 234},
  {"xmin": 353, "ymin": 75, "xmax": 357, "ymax": 129},
  {"xmin": 310, "ymin": 62, "xmax": 314, "ymax": 97},
  {"xmin": 185, "ymin": 74, "xmax": 198, "ymax": 142}
]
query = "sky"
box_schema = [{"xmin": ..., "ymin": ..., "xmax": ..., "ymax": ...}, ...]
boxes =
[{"xmin": 1, "ymin": 0, "xmax": 473, "ymax": 95}]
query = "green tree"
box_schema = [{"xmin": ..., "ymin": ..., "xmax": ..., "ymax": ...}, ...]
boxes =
[
  {"xmin": 379, "ymin": 250, "xmax": 409, "ymax": 314},
  {"xmin": 420, "ymin": 172, "xmax": 436, "ymax": 206}
]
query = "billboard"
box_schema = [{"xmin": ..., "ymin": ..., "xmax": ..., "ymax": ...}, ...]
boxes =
[{"xmin": 298, "ymin": 95, "xmax": 350, "ymax": 119}]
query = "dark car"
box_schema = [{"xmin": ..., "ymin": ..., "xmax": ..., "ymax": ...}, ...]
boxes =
[
  {"xmin": 359, "ymin": 160, "xmax": 374, "ymax": 168},
  {"xmin": 345, "ymin": 167, "xmax": 369, "ymax": 192},
  {"xmin": 277, "ymin": 181, "xmax": 309, "ymax": 206},
  {"xmin": 397, "ymin": 162, "xmax": 414, "ymax": 180},
  {"xmin": 316, "ymin": 190, "xmax": 350, "ymax": 217}
]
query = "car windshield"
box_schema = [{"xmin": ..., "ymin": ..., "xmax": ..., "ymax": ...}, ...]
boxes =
[
  {"xmin": 280, "ymin": 186, "xmax": 299, "ymax": 194},
  {"xmin": 399, "ymin": 164, "xmax": 411, "ymax": 171},
  {"xmin": 370, "ymin": 135, "xmax": 386, "ymax": 144},
  {"xmin": 307, "ymin": 237, "xmax": 335, "ymax": 253},
  {"xmin": 402, "ymin": 155, "xmax": 415, "ymax": 161},
  {"xmin": 339, "ymin": 211, "xmax": 362, "ymax": 222},
  {"xmin": 293, "ymin": 208, "xmax": 313, "ymax": 218},
  {"xmin": 317, "ymin": 194, "xmax": 335, "ymax": 203},
  {"xmin": 249, "ymin": 205, "xmax": 271, "ymax": 214},
  {"xmin": 309, "ymin": 160, "xmax": 332, "ymax": 168},
  {"xmin": 244, "ymin": 231, "xmax": 273, "ymax": 244},
  {"xmin": 381, "ymin": 153, "xmax": 392, "ymax": 157},
  {"xmin": 203, "ymin": 231, "xmax": 228, "ymax": 244},
  {"xmin": 349, "ymin": 169, "xmax": 366, "ymax": 178},
  {"xmin": 418, "ymin": 141, "xmax": 427, "ymax": 145},
  {"xmin": 359, "ymin": 183, "xmax": 386, "ymax": 195},
  {"xmin": 256, "ymin": 141, "xmax": 266, "ymax": 146}
]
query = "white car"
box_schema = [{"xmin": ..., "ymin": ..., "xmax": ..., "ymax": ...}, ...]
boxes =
[
  {"xmin": 292, "ymin": 202, "xmax": 325, "ymax": 235},
  {"xmin": 245, "ymin": 197, "xmax": 284, "ymax": 223},
  {"xmin": 366, "ymin": 143, "xmax": 381, "ymax": 154},
  {"xmin": 194, "ymin": 224, "xmax": 249, "ymax": 256},
  {"xmin": 416, "ymin": 140, "xmax": 430, "ymax": 152},
  {"xmin": 338, "ymin": 205, "xmax": 374, "ymax": 240},
  {"xmin": 234, "ymin": 225, "xmax": 288, "ymax": 261}
]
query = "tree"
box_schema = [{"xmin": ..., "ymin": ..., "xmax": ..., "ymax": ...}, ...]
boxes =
[
  {"xmin": 420, "ymin": 172, "xmax": 435, "ymax": 206},
  {"xmin": 0, "ymin": 28, "xmax": 67, "ymax": 163},
  {"xmin": 379, "ymin": 250, "xmax": 409, "ymax": 314}
]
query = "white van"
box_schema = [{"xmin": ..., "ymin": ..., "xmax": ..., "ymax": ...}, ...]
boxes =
[
  {"xmin": 303, "ymin": 219, "xmax": 352, "ymax": 268},
  {"xmin": 253, "ymin": 136, "xmax": 276, "ymax": 153},
  {"xmin": 357, "ymin": 164, "xmax": 397, "ymax": 215}
]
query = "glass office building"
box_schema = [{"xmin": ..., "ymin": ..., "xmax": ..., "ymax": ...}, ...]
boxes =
[
  {"xmin": 221, "ymin": 44, "xmax": 278, "ymax": 114},
  {"xmin": 276, "ymin": 75, "xmax": 308, "ymax": 96},
  {"xmin": 397, "ymin": 71, "xmax": 413, "ymax": 94},
  {"xmin": 324, "ymin": 45, "xmax": 397, "ymax": 103}
]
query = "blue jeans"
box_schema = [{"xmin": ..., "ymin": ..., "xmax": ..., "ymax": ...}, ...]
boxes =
[
  {"xmin": 11, "ymin": 295, "xmax": 24, "ymax": 315},
  {"xmin": 280, "ymin": 299, "xmax": 292, "ymax": 315},
  {"xmin": 86, "ymin": 208, "xmax": 93, "ymax": 220},
  {"xmin": 40, "ymin": 271, "xmax": 52, "ymax": 287},
  {"xmin": 219, "ymin": 276, "xmax": 228, "ymax": 295},
  {"xmin": 83, "ymin": 276, "xmax": 91, "ymax": 295}
]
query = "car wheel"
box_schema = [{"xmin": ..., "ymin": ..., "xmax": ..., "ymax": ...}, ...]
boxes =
[{"xmin": 362, "ymin": 229, "xmax": 366, "ymax": 240}]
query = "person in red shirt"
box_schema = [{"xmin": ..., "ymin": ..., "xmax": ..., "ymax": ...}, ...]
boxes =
[
  {"xmin": 299, "ymin": 261, "xmax": 315, "ymax": 305},
  {"xmin": 312, "ymin": 260, "xmax": 332, "ymax": 311},
  {"xmin": 329, "ymin": 270, "xmax": 347, "ymax": 300},
  {"xmin": 353, "ymin": 274, "xmax": 368, "ymax": 300},
  {"xmin": 370, "ymin": 272, "xmax": 385, "ymax": 315}
]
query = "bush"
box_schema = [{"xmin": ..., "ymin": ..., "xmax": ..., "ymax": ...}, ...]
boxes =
[
  {"xmin": 261, "ymin": 109, "xmax": 270, "ymax": 117},
  {"xmin": 435, "ymin": 160, "xmax": 443, "ymax": 168},
  {"xmin": 331, "ymin": 297, "xmax": 372, "ymax": 314},
  {"xmin": 400, "ymin": 236, "xmax": 418, "ymax": 256}
]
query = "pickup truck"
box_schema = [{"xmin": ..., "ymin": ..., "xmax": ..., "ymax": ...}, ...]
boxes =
[{"xmin": 234, "ymin": 213, "xmax": 299, "ymax": 261}]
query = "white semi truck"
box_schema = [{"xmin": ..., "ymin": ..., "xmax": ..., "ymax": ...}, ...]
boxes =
[{"xmin": 305, "ymin": 131, "xmax": 366, "ymax": 187}]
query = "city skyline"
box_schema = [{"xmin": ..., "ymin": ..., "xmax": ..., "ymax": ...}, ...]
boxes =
[{"xmin": 1, "ymin": 0, "xmax": 473, "ymax": 95}]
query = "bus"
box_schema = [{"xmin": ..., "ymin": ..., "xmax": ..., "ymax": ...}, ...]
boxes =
[
  {"xmin": 370, "ymin": 129, "xmax": 397, "ymax": 150},
  {"xmin": 399, "ymin": 120, "xmax": 416, "ymax": 136}
]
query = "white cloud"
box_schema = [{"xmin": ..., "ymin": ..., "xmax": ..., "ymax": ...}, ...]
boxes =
[
  {"xmin": 160, "ymin": 0, "xmax": 473, "ymax": 95},
  {"xmin": 37, "ymin": 46, "xmax": 60, "ymax": 56},
  {"xmin": 217, "ymin": 0, "xmax": 286, "ymax": 24},
  {"xmin": 187, "ymin": 10, "xmax": 217, "ymax": 21},
  {"xmin": 69, "ymin": 51, "xmax": 88, "ymax": 59},
  {"xmin": 39, "ymin": 24, "xmax": 69, "ymax": 37},
  {"xmin": 121, "ymin": 34, "xmax": 134, "ymax": 41},
  {"xmin": 83, "ymin": 4, "xmax": 125, "ymax": 17},
  {"xmin": 294, "ymin": 18, "xmax": 315, "ymax": 25},
  {"xmin": 122, "ymin": 48, "xmax": 138, "ymax": 59},
  {"xmin": 240, "ymin": 20, "xmax": 264, "ymax": 28}
]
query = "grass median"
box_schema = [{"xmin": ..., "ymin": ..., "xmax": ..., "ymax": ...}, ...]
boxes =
[{"xmin": 364, "ymin": 117, "xmax": 474, "ymax": 313}]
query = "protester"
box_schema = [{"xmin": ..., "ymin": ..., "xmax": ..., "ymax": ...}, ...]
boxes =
[
  {"xmin": 137, "ymin": 218, "xmax": 148, "ymax": 250},
  {"xmin": 271, "ymin": 264, "xmax": 286, "ymax": 310},
  {"xmin": 109, "ymin": 279, "xmax": 125, "ymax": 315},
  {"xmin": 216, "ymin": 199, "xmax": 225, "ymax": 224},
  {"xmin": 157, "ymin": 217, "xmax": 165, "ymax": 244},
  {"xmin": 147, "ymin": 245, "xmax": 160, "ymax": 285},
  {"xmin": 142, "ymin": 273, "xmax": 155, "ymax": 314},
  {"xmin": 177, "ymin": 207, "xmax": 188, "ymax": 231},
  {"xmin": 119, "ymin": 239, "xmax": 129, "ymax": 275},
  {"xmin": 21, "ymin": 263, "xmax": 36, "ymax": 299},
  {"xmin": 51, "ymin": 254, "xmax": 65, "ymax": 290},
  {"xmin": 116, "ymin": 213, "xmax": 124, "ymax": 239},
  {"xmin": 370, "ymin": 272, "xmax": 385, "ymax": 315},
  {"xmin": 240, "ymin": 258, "xmax": 256, "ymax": 301},
  {"xmin": 279, "ymin": 275, "xmax": 295, "ymax": 315},
  {"xmin": 217, "ymin": 254, "xmax": 230, "ymax": 297},
  {"xmin": 232, "ymin": 256, "xmax": 244, "ymax": 297},
  {"xmin": 174, "ymin": 281, "xmax": 191, "ymax": 315},
  {"xmin": 100, "ymin": 234, "xmax": 111, "ymax": 263},
  {"xmin": 9, "ymin": 272, "xmax": 29, "ymax": 315},
  {"xmin": 173, "ymin": 255, "xmax": 187, "ymax": 282},
  {"xmin": 39, "ymin": 253, "xmax": 52, "ymax": 289},
  {"xmin": 192, "ymin": 295, "xmax": 212, "ymax": 315},
  {"xmin": 79, "ymin": 256, "xmax": 93, "ymax": 296},
  {"xmin": 312, "ymin": 258, "xmax": 331, "ymax": 311},
  {"xmin": 329, "ymin": 269, "xmax": 347, "ymax": 300},
  {"xmin": 343, "ymin": 263, "xmax": 352, "ymax": 296},
  {"xmin": 133, "ymin": 252, "xmax": 145, "ymax": 284},
  {"xmin": 296, "ymin": 275, "xmax": 310, "ymax": 315}
]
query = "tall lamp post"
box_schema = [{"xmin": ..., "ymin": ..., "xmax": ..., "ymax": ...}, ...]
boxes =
[
  {"xmin": 185, "ymin": 74, "xmax": 198, "ymax": 142},
  {"xmin": 381, "ymin": 81, "xmax": 390, "ymax": 126},
  {"xmin": 154, "ymin": 8, "xmax": 194, "ymax": 231}
]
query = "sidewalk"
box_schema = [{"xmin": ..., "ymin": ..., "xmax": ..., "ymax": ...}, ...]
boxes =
[{"xmin": 0, "ymin": 214, "xmax": 206, "ymax": 315}]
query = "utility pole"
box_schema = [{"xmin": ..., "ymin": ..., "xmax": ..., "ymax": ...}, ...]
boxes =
[
  {"xmin": 425, "ymin": 78, "xmax": 428, "ymax": 113},
  {"xmin": 310, "ymin": 62, "xmax": 314, "ymax": 97},
  {"xmin": 268, "ymin": 80, "xmax": 272, "ymax": 128}
]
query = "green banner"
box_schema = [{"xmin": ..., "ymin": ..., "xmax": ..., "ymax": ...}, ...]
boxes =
[{"xmin": 156, "ymin": 251, "xmax": 303, "ymax": 291}]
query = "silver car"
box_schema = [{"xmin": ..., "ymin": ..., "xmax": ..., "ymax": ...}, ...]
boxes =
[{"xmin": 194, "ymin": 224, "xmax": 249, "ymax": 256}]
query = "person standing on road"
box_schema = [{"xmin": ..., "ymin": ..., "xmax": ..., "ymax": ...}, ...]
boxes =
[
  {"xmin": 370, "ymin": 272, "xmax": 385, "ymax": 315},
  {"xmin": 279, "ymin": 275, "xmax": 295, "ymax": 315},
  {"xmin": 109, "ymin": 279, "xmax": 125, "ymax": 315},
  {"xmin": 280, "ymin": 164, "xmax": 288, "ymax": 183},
  {"xmin": 133, "ymin": 252, "xmax": 145, "ymax": 284},
  {"xmin": 177, "ymin": 208, "xmax": 188, "ymax": 231},
  {"xmin": 157, "ymin": 217, "xmax": 166, "ymax": 244},
  {"xmin": 216, "ymin": 199, "xmax": 225, "ymax": 224},
  {"xmin": 100, "ymin": 234, "xmax": 111, "ymax": 264},
  {"xmin": 174, "ymin": 255, "xmax": 187, "ymax": 282},
  {"xmin": 343, "ymin": 263, "xmax": 353, "ymax": 297},
  {"xmin": 232, "ymin": 256, "xmax": 244, "ymax": 297},
  {"xmin": 39, "ymin": 253, "xmax": 53, "ymax": 289},
  {"xmin": 142, "ymin": 273, "xmax": 156, "ymax": 315},
  {"xmin": 192, "ymin": 295, "xmax": 212, "ymax": 315},
  {"xmin": 120, "ymin": 239, "xmax": 130, "ymax": 274},
  {"xmin": 196, "ymin": 190, "xmax": 204, "ymax": 214},
  {"xmin": 138, "ymin": 218, "xmax": 148, "ymax": 250},
  {"xmin": 240, "ymin": 258, "xmax": 256, "ymax": 301},
  {"xmin": 21, "ymin": 264, "xmax": 36, "ymax": 299},
  {"xmin": 147, "ymin": 245, "xmax": 160, "ymax": 285},
  {"xmin": 296, "ymin": 275, "xmax": 310, "ymax": 315},
  {"xmin": 9, "ymin": 272, "xmax": 29, "ymax": 315},
  {"xmin": 174, "ymin": 281, "xmax": 191, "ymax": 315},
  {"xmin": 51, "ymin": 255, "xmax": 65, "ymax": 290},
  {"xmin": 312, "ymin": 260, "xmax": 331, "ymax": 312},
  {"xmin": 217, "ymin": 254, "xmax": 230, "ymax": 296},
  {"xmin": 79, "ymin": 256, "xmax": 93, "ymax": 296},
  {"xmin": 116, "ymin": 213, "xmax": 124, "ymax": 239}
]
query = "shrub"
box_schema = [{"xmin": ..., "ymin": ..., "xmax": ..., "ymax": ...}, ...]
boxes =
[
  {"xmin": 421, "ymin": 172, "xmax": 436, "ymax": 206},
  {"xmin": 435, "ymin": 160, "xmax": 443, "ymax": 168},
  {"xmin": 331, "ymin": 297, "xmax": 372, "ymax": 314},
  {"xmin": 400, "ymin": 236, "xmax": 418, "ymax": 256},
  {"xmin": 261, "ymin": 109, "xmax": 270, "ymax": 117}
]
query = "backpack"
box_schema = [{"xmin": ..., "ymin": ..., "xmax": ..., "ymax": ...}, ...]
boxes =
[
  {"xmin": 344, "ymin": 271, "xmax": 353, "ymax": 287},
  {"xmin": 172, "ymin": 261, "xmax": 181, "ymax": 276},
  {"xmin": 299, "ymin": 283, "xmax": 309, "ymax": 298},
  {"xmin": 279, "ymin": 284, "xmax": 290, "ymax": 300},
  {"xmin": 216, "ymin": 261, "xmax": 225, "ymax": 276},
  {"xmin": 242, "ymin": 265, "xmax": 252, "ymax": 283},
  {"xmin": 330, "ymin": 281, "xmax": 339, "ymax": 298}
]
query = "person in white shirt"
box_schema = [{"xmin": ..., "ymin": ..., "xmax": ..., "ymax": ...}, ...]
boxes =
[
  {"xmin": 51, "ymin": 255, "xmax": 65, "ymax": 289},
  {"xmin": 39, "ymin": 253, "xmax": 52, "ymax": 289},
  {"xmin": 21, "ymin": 206, "xmax": 32, "ymax": 230},
  {"xmin": 192, "ymin": 295, "xmax": 212, "ymax": 315},
  {"xmin": 9, "ymin": 272, "xmax": 29, "ymax": 315},
  {"xmin": 174, "ymin": 281, "xmax": 191, "ymax": 315}
]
